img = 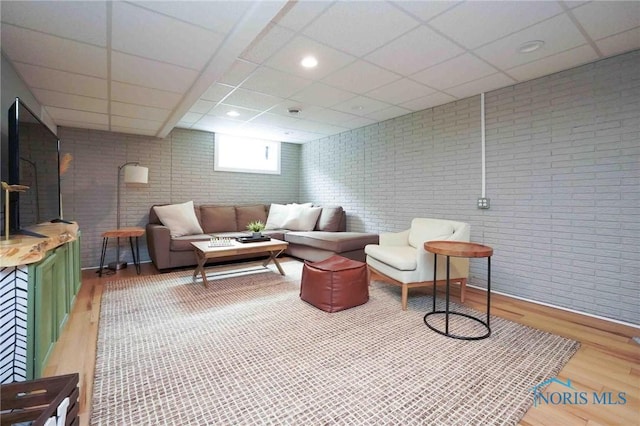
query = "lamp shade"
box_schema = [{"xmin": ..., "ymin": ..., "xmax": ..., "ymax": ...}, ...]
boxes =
[{"xmin": 123, "ymin": 165, "xmax": 148, "ymax": 184}]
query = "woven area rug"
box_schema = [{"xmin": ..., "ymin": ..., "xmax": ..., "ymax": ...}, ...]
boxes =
[{"xmin": 91, "ymin": 260, "xmax": 579, "ymax": 425}]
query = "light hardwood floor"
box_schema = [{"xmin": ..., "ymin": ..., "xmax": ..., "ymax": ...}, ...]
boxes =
[{"xmin": 44, "ymin": 259, "xmax": 639, "ymax": 426}]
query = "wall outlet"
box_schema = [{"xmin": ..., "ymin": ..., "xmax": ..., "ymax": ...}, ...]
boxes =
[{"xmin": 477, "ymin": 197, "xmax": 490, "ymax": 209}]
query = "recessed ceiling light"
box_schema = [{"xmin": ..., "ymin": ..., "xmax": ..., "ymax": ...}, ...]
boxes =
[
  {"xmin": 517, "ymin": 40, "xmax": 544, "ymax": 54},
  {"xmin": 226, "ymin": 110, "xmax": 240, "ymax": 117},
  {"xmin": 301, "ymin": 56, "xmax": 318, "ymax": 68}
]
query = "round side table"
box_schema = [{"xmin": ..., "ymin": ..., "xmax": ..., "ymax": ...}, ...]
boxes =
[{"xmin": 423, "ymin": 241, "xmax": 493, "ymax": 340}]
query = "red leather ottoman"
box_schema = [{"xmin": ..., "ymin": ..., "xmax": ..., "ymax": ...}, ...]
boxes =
[{"xmin": 300, "ymin": 255, "xmax": 369, "ymax": 312}]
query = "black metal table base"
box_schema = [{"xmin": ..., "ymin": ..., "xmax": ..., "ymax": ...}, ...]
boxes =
[
  {"xmin": 424, "ymin": 311, "xmax": 491, "ymax": 340},
  {"xmin": 98, "ymin": 236, "xmax": 141, "ymax": 277},
  {"xmin": 424, "ymin": 251, "xmax": 492, "ymax": 340}
]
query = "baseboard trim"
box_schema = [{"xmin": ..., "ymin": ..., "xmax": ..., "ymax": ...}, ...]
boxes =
[{"xmin": 467, "ymin": 284, "xmax": 640, "ymax": 330}]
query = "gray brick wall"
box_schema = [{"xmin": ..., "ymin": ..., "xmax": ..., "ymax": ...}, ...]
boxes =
[
  {"xmin": 300, "ymin": 50, "xmax": 639, "ymax": 325},
  {"xmin": 59, "ymin": 127, "xmax": 300, "ymax": 268}
]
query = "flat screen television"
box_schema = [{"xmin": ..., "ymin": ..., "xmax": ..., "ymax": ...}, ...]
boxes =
[{"xmin": 2, "ymin": 97, "xmax": 61, "ymax": 237}]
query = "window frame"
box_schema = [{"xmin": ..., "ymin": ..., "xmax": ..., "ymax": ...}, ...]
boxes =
[{"xmin": 214, "ymin": 134, "xmax": 281, "ymax": 175}]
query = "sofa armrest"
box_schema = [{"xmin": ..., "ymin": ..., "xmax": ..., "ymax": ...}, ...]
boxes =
[
  {"xmin": 379, "ymin": 229, "xmax": 409, "ymax": 246},
  {"xmin": 146, "ymin": 223, "xmax": 172, "ymax": 270}
]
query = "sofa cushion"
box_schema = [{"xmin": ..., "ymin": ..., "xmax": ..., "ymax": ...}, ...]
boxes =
[
  {"xmin": 282, "ymin": 206, "xmax": 322, "ymax": 231},
  {"xmin": 265, "ymin": 204, "xmax": 289, "ymax": 229},
  {"xmin": 169, "ymin": 234, "xmax": 210, "ymax": 251},
  {"xmin": 236, "ymin": 205, "xmax": 267, "ymax": 231},
  {"xmin": 365, "ymin": 245, "xmax": 417, "ymax": 271},
  {"xmin": 154, "ymin": 201, "xmax": 204, "ymax": 237},
  {"xmin": 315, "ymin": 206, "xmax": 344, "ymax": 231},
  {"xmin": 408, "ymin": 220, "xmax": 454, "ymax": 248},
  {"xmin": 200, "ymin": 206, "xmax": 237, "ymax": 233},
  {"xmin": 285, "ymin": 232, "xmax": 379, "ymax": 253}
]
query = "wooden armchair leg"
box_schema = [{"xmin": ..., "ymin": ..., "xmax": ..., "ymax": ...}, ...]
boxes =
[
  {"xmin": 401, "ymin": 284, "xmax": 408, "ymax": 311},
  {"xmin": 459, "ymin": 278, "xmax": 467, "ymax": 303}
]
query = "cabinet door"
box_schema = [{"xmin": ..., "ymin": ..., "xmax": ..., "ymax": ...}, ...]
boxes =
[{"xmin": 28, "ymin": 252, "xmax": 57, "ymax": 379}]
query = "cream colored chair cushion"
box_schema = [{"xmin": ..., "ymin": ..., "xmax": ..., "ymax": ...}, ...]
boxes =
[
  {"xmin": 408, "ymin": 219, "xmax": 454, "ymax": 248},
  {"xmin": 364, "ymin": 245, "xmax": 416, "ymax": 271}
]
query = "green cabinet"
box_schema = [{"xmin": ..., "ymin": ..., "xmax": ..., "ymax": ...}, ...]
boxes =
[{"xmin": 26, "ymin": 237, "xmax": 82, "ymax": 379}]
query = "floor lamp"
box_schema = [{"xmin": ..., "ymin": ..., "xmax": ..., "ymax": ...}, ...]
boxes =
[{"xmin": 108, "ymin": 162, "xmax": 148, "ymax": 270}]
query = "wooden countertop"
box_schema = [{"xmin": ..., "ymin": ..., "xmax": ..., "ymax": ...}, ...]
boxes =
[{"xmin": 0, "ymin": 221, "xmax": 80, "ymax": 267}]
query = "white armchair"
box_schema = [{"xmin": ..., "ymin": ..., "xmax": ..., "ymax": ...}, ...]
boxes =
[{"xmin": 365, "ymin": 218, "xmax": 470, "ymax": 310}]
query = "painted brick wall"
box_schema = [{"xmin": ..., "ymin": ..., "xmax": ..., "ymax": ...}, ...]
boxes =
[
  {"xmin": 300, "ymin": 51, "xmax": 639, "ymax": 325},
  {"xmin": 59, "ymin": 127, "xmax": 300, "ymax": 268}
]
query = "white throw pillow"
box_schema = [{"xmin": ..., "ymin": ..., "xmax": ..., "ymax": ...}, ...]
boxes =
[
  {"xmin": 265, "ymin": 203, "xmax": 290, "ymax": 229},
  {"xmin": 153, "ymin": 201, "xmax": 203, "ymax": 237},
  {"xmin": 282, "ymin": 205, "xmax": 322, "ymax": 231}
]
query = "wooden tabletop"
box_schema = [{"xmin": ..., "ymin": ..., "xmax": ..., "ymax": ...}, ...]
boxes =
[
  {"xmin": 424, "ymin": 241, "xmax": 493, "ymax": 258},
  {"xmin": 101, "ymin": 227, "xmax": 145, "ymax": 238}
]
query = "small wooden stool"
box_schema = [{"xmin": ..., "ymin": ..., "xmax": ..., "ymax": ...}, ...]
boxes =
[{"xmin": 99, "ymin": 227, "xmax": 145, "ymax": 277}]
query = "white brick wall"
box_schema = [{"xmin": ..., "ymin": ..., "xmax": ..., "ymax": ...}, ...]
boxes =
[{"xmin": 300, "ymin": 51, "xmax": 640, "ymax": 325}]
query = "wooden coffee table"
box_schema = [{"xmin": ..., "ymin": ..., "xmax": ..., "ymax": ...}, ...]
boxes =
[{"xmin": 191, "ymin": 238, "xmax": 289, "ymax": 288}]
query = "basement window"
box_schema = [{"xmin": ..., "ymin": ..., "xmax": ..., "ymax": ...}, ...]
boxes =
[{"xmin": 214, "ymin": 134, "xmax": 281, "ymax": 175}]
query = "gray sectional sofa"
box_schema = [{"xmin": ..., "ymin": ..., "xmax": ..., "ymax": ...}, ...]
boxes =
[{"xmin": 146, "ymin": 203, "xmax": 378, "ymax": 271}]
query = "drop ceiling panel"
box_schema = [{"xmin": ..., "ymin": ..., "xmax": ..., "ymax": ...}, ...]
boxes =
[
  {"xmin": 290, "ymin": 83, "xmax": 356, "ymax": 108},
  {"xmin": 2, "ymin": 25, "xmax": 107, "ymax": 78},
  {"xmin": 209, "ymin": 104, "xmax": 262, "ymax": 121},
  {"xmin": 393, "ymin": 1, "xmax": 462, "ymax": 22},
  {"xmin": 365, "ymin": 105, "xmax": 413, "ymax": 122},
  {"xmin": 429, "ymin": 1, "xmax": 563, "ymax": 49},
  {"xmin": 189, "ymin": 100, "xmax": 216, "ymax": 114},
  {"xmin": 241, "ymin": 67, "xmax": 312, "ymax": 99},
  {"xmin": 289, "ymin": 106, "xmax": 358, "ymax": 126},
  {"xmin": 1, "ymin": 1, "xmax": 107, "ymax": 46},
  {"xmin": 302, "ymin": 1, "xmax": 420, "ymax": 57},
  {"xmin": 223, "ymin": 88, "xmax": 283, "ymax": 111},
  {"xmin": 131, "ymin": 1, "xmax": 252, "ymax": 34},
  {"xmin": 273, "ymin": 1, "xmax": 331, "ymax": 32},
  {"xmin": 332, "ymin": 96, "xmax": 391, "ymax": 117},
  {"xmin": 111, "ymin": 102, "xmax": 171, "ymax": 122},
  {"xmin": 507, "ymin": 45, "xmax": 599, "ymax": 82},
  {"xmin": 241, "ymin": 24, "xmax": 296, "ymax": 64},
  {"xmin": 200, "ymin": 84, "xmax": 235, "ymax": 103},
  {"xmin": 366, "ymin": 79, "xmax": 435, "ymax": 105},
  {"xmin": 218, "ymin": 60, "xmax": 259, "ymax": 87},
  {"xmin": 400, "ymin": 92, "xmax": 457, "ymax": 111},
  {"xmin": 46, "ymin": 107, "xmax": 109, "ymax": 126},
  {"xmin": 111, "ymin": 51, "xmax": 198, "ymax": 93},
  {"xmin": 111, "ymin": 115, "xmax": 163, "ymax": 131},
  {"xmin": 474, "ymin": 14, "xmax": 590, "ymax": 70},
  {"xmin": 366, "ymin": 25, "xmax": 465, "ymax": 75},
  {"xmin": 14, "ymin": 63, "xmax": 108, "ymax": 99},
  {"xmin": 266, "ymin": 35, "xmax": 356, "ymax": 79},
  {"xmin": 179, "ymin": 113, "xmax": 203, "ymax": 125},
  {"xmin": 322, "ymin": 60, "xmax": 400, "ymax": 94},
  {"xmin": 571, "ymin": 1, "xmax": 640, "ymax": 40},
  {"xmin": 596, "ymin": 28, "xmax": 640, "ymax": 57},
  {"xmin": 111, "ymin": 82, "xmax": 182, "ymax": 109},
  {"xmin": 31, "ymin": 88, "xmax": 108, "ymax": 114},
  {"xmin": 411, "ymin": 54, "xmax": 496, "ymax": 89},
  {"xmin": 112, "ymin": 2, "xmax": 223, "ymax": 70},
  {"xmin": 444, "ymin": 73, "xmax": 516, "ymax": 99}
]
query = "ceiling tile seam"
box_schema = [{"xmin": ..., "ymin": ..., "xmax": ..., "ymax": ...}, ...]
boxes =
[
  {"xmin": 559, "ymin": 2, "xmax": 603, "ymax": 58},
  {"xmin": 107, "ymin": 1, "xmax": 113, "ymax": 132},
  {"xmin": 111, "ymin": 48, "xmax": 204, "ymax": 73},
  {"xmin": 390, "ymin": 0, "xmax": 462, "ymax": 25},
  {"xmin": 125, "ymin": 2, "xmax": 229, "ymax": 39},
  {"xmin": 0, "ymin": 22, "xmax": 107, "ymax": 49},
  {"xmin": 7, "ymin": 60, "xmax": 110, "ymax": 85}
]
